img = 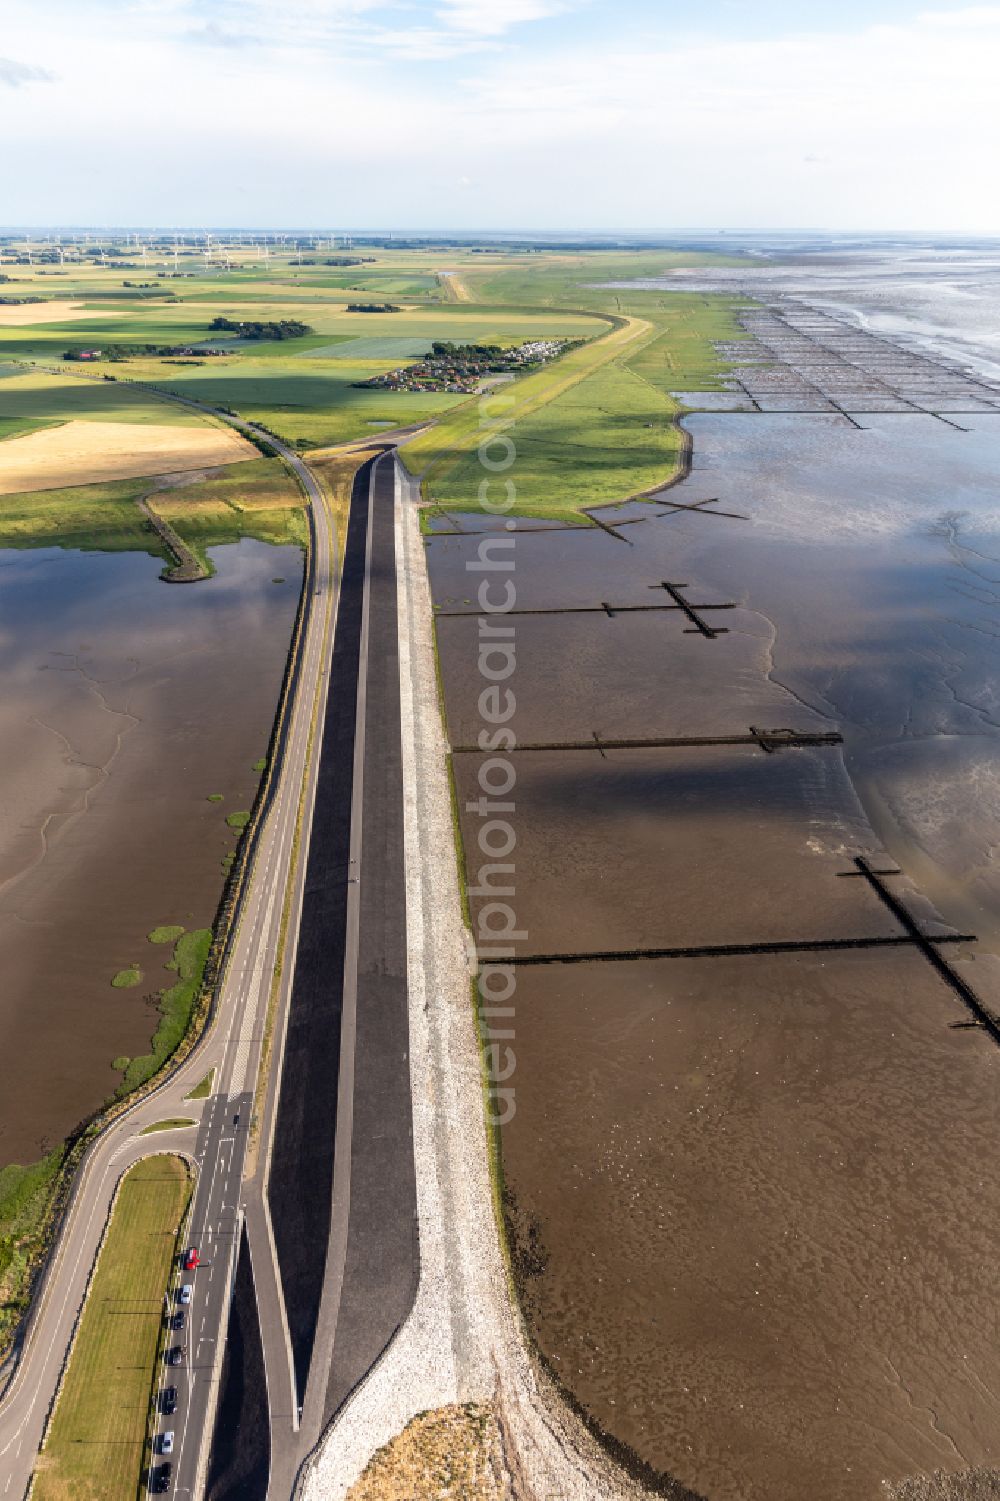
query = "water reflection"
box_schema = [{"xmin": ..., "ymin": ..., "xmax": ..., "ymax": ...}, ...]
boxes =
[{"xmin": 426, "ymin": 387, "xmax": 1000, "ymax": 1497}]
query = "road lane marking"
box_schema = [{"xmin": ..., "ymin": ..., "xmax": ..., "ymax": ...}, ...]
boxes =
[{"xmin": 0, "ymin": 433, "xmax": 337, "ymax": 1498}]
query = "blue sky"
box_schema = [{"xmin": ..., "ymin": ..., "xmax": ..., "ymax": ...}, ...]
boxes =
[{"xmin": 2, "ymin": 1, "xmax": 999, "ymax": 230}]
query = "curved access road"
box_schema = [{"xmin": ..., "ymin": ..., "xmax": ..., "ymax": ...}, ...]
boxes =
[{"xmin": 0, "ymin": 413, "xmax": 343, "ymax": 1501}]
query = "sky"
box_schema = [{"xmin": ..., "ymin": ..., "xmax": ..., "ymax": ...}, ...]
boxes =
[{"xmin": 1, "ymin": 0, "xmax": 999, "ymax": 231}]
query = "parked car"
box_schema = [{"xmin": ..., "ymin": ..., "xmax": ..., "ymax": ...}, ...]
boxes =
[
  {"xmin": 182, "ymin": 1246, "xmax": 200, "ymax": 1270},
  {"xmin": 179, "ymin": 1284, "xmax": 193, "ymax": 1305},
  {"xmin": 161, "ymin": 1386, "xmax": 177, "ymax": 1415},
  {"xmin": 169, "ymin": 1310, "xmax": 185, "ymax": 1331},
  {"xmin": 151, "ymin": 1461, "xmax": 172, "ymax": 1492},
  {"xmin": 166, "ymin": 1345, "xmax": 184, "ymax": 1366},
  {"xmin": 158, "ymin": 1431, "xmax": 175, "ymax": 1455}
]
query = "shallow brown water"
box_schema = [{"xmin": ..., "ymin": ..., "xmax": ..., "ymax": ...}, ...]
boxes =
[
  {"xmin": 435, "ymin": 608, "xmax": 804, "ymax": 746},
  {"xmin": 504, "ymin": 950, "xmax": 1000, "ymax": 1501},
  {"xmin": 454, "ymin": 745, "xmax": 913, "ymax": 955},
  {"xmin": 426, "ymin": 397, "xmax": 1000, "ymax": 1497},
  {"xmin": 0, "ymin": 541, "xmax": 300, "ymax": 1165}
]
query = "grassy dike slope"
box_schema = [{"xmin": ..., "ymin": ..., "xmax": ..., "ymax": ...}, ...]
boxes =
[
  {"xmin": 401, "ymin": 255, "xmax": 747, "ymax": 518},
  {"xmin": 32, "ymin": 1155, "xmax": 191, "ymax": 1501},
  {"xmin": 401, "ymin": 314, "xmax": 653, "ymax": 519}
]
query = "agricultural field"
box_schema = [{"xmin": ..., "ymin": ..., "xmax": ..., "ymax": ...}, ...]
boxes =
[
  {"xmin": 32, "ymin": 1155, "xmax": 191, "ymax": 1501},
  {"xmin": 0, "ymin": 244, "xmax": 744, "ymax": 497},
  {"xmin": 0, "ymin": 369, "xmax": 212, "ymax": 442},
  {"xmin": 0, "ymin": 417, "xmax": 254, "ymax": 493}
]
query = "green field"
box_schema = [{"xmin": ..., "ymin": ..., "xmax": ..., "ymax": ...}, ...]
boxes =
[
  {"xmin": 0, "ymin": 456, "xmax": 305, "ymax": 557},
  {"xmin": 0, "ymin": 246, "xmax": 747, "ymax": 510},
  {"xmin": 387, "ymin": 261, "xmax": 748, "ymax": 516},
  {"xmin": 33, "ymin": 1155, "xmax": 191, "ymax": 1501},
  {"xmin": 0, "ymin": 369, "xmax": 212, "ymax": 442},
  {"xmin": 423, "ymin": 357, "xmax": 683, "ymax": 518}
]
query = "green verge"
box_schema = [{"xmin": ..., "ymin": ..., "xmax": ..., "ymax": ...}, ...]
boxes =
[
  {"xmin": 32, "ymin": 1156, "xmax": 191, "ymax": 1501},
  {"xmin": 0, "ymin": 1149, "xmax": 67, "ymax": 1352},
  {"xmin": 184, "ymin": 1069, "xmax": 215, "ymax": 1101},
  {"xmin": 139, "ymin": 1118, "xmax": 195, "ymax": 1135},
  {"xmin": 118, "ymin": 929, "xmax": 212, "ymax": 1096}
]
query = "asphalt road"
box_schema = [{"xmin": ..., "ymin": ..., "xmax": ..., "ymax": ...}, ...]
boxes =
[
  {"xmin": 267, "ymin": 456, "xmax": 372, "ymax": 1403},
  {"xmin": 250, "ymin": 450, "xmax": 418, "ymax": 1499},
  {"xmin": 320, "ymin": 448, "xmax": 417, "ymax": 1430},
  {"xmin": 0, "ymin": 418, "xmax": 342, "ymax": 1501},
  {"xmin": 204, "ymin": 1227, "xmax": 269, "ymax": 1501},
  {"xmin": 0, "ymin": 423, "xmax": 417, "ymax": 1501}
]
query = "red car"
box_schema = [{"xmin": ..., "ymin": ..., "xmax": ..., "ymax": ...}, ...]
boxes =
[{"xmin": 182, "ymin": 1247, "xmax": 200, "ymax": 1270}]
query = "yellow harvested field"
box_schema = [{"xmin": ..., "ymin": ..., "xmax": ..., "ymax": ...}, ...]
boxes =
[
  {"xmin": 0, "ymin": 300, "xmax": 121, "ymax": 326},
  {"xmin": 0, "ymin": 419, "xmax": 257, "ymax": 493}
]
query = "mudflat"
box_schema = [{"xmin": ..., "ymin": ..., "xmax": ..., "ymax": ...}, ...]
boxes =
[
  {"xmin": 0, "ymin": 539, "xmax": 300, "ymax": 1165},
  {"xmin": 426, "ymin": 342, "xmax": 1000, "ymax": 1496},
  {"xmin": 504, "ymin": 950, "xmax": 1000, "ymax": 1501}
]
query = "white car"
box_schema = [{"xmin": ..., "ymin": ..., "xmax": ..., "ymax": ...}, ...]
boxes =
[
  {"xmin": 159, "ymin": 1431, "xmax": 174, "ymax": 1455},
  {"xmin": 179, "ymin": 1284, "xmax": 193, "ymax": 1305}
]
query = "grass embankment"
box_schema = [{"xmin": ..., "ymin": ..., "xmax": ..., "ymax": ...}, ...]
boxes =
[
  {"xmin": 401, "ymin": 316, "xmax": 656, "ymax": 520},
  {"xmin": 140, "ymin": 1119, "xmax": 195, "ymax": 1135},
  {"xmin": 306, "ymin": 445, "xmax": 381, "ymax": 554},
  {"xmin": 116, "ymin": 929, "xmax": 212, "ymax": 1097},
  {"xmin": 0, "ymin": 1150, "xmax": 67, "ymax": 1355},
  {"xmin": 0, "ymin": 455, "xmax": 306, "ymax": 558},
  {"xmin": 32, "ymin": 1156, "xmax": 191, "ymax": 1501},
  {"xmin": 403, "ymin": 258, "xmax": 748, "ymax": 519},
  {"xmin": 243, "ymin": 437, "xmax": 369, "ymax": 1170}
]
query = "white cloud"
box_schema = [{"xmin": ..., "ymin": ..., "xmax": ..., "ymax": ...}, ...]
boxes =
[
  {"xmin": 0, "ymin": 3, "xmax": 998, "ymax": 229},
  {"xmin": 0, "ymin": 55, "xmax": 54, "ymax": 87},
  {"xmin": 435, "ymin": 0, "xmax": 569, "ymax": 37}
]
